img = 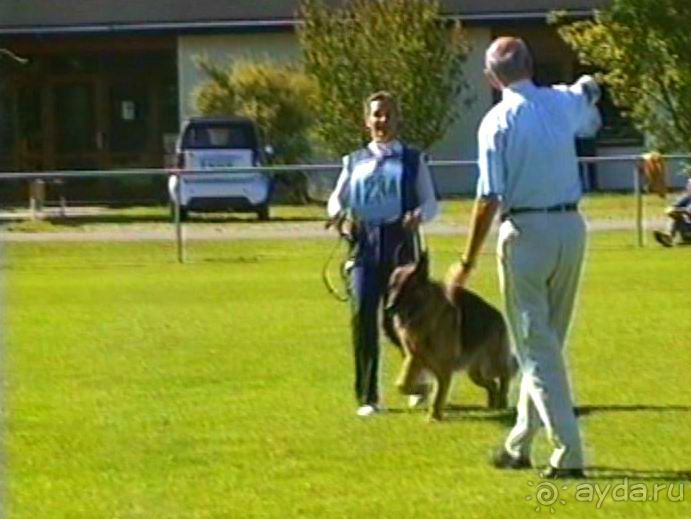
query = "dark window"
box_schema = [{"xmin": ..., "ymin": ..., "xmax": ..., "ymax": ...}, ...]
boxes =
[
  {"xmin": 160, "ymin": 83, "xmax": 179, "ymax": 134},
  {"xmin": 109, "ymin": 82, "xmax": 150, "ymax": 153},
  {"xmin": 534, "ymin": 62, "xmax": 566, "ymax": 86},
  {"xmin": 183, "ymin": 123, "xmax": 257, "ymax": 149},
  {"xmin": 0, "ymin": 80, "xmax": 14, "ymax": 157},
  {"xmin": 17, "ymin": 85, "xmax": 43, "ymax": 153},
  {"xmin": 597, "ymin": 86, "xmax": 642, "ymax": 144}
]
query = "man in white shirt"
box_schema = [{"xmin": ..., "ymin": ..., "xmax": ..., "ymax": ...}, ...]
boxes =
[
  {"xmin": 328, "ymin": 91, "xmax": 438, "ymax": 417},
  {"xmin": 447, "ymin": 37, "xmax": 601, "ymax": 479}
]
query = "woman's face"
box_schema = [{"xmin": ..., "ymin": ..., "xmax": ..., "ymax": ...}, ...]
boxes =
[{"xmin": 365, "ymin": 99, "xmax": 399, "ymax": 143}]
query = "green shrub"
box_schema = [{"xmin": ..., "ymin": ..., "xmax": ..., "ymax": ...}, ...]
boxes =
[
  {"xmin": 193, "ymin": 59, "xmax": 319, "ymax": 203},
  {"xmin": 555, "ymin": 0, "xmax": 691, "ymax": 152},
  {"xmin": 298, "ymin": 0, "xmax": 473, "ymax": 155},
  {"xmin": 193, "ymin": 58, "xmax": 318, "ymax": 165}
]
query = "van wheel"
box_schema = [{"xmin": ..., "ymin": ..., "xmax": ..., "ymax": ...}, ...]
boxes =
[{"xmin": 257, "ymin": 204, "xmax": 270, "ymax": 221}]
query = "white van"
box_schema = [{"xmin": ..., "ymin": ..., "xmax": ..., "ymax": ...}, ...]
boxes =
[{"xmin": 168, "ymin": 117, "xmax": 272, "ymax": 220}]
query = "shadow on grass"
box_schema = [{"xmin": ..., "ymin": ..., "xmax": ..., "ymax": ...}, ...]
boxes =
[
  {"xmin": 579, "ymin": 404, "xmax": 691, "ymax": 482},
  {"xmin": 43, "ymin": 214, "xmax": 170, "ymax": 226},
  {"xmin": 182, "ymin": 215, "xmax": 324, "ymax": 224},
  {"xmin": 586, "ymin": 467, "xmax": 691, "ymax": 481},
  {"xmin": 2, "ymin": 211, "xmax": 326, "ymax": 229},
  {"xmin": 576, "ymin": 404, "xmax": 691, "ymax": 417},
  {"xmin": 386, "ymin": 404, "xmax": 517, "ymax": 425},
  {"xmin": 199, "ymin": 256, "xmax": 264, "ymax": 264},
  {"xmin": 385, "ymin": 403, "xmax": 691, "ymax": 426}
]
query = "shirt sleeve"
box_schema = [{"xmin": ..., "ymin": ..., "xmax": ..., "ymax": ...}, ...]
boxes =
[
  {"xmin": 476, "ymin": 113, "xmax": 506, "ymax": 199},
  {"xmin": 554, "ymin": 75, "xmax": 602, "ymax": 138},
  {"xmin": 327, "ymin": 155, "xmax": 350, "ymax": 218},
  {"xmin": 415, "ymin": 154, "xmax": 439, "ymax": 222}
]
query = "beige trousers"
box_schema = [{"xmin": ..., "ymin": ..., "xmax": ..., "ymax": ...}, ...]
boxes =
[{"xmin": 497, "ymin": 211, "xmax": 586, "ymax": 469}]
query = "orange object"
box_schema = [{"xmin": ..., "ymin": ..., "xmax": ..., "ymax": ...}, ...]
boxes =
[{"xmin": 638, "ymin": 152, "xmax": 667, "ymax": 198}]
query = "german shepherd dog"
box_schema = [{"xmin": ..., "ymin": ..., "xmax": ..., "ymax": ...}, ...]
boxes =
[{"xmin": 385, "ymin": 254, "xmax": 517, "ymax": 421}]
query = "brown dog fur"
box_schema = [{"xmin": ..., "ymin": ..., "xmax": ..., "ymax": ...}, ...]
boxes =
[{"xmin": 385, "ymin": 254, "xmax": 517, "ymax": 421}]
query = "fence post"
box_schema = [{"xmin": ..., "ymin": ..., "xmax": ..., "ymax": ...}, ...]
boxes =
[
  {"xmin": 633, "ymin": 163, "xmax": 644, "ymax": 248},
  {"xmin": 29, "ymin": 179, "xmax": 45, "ymax": 220},
  {"xmin": 174, "ymin": 173, "xmax": 185, "ymax": 263}
]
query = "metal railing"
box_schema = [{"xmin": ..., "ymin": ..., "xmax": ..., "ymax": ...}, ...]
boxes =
[{"xmin": 0, "ymin": 153, "xmax": 689, "ymax": 263}]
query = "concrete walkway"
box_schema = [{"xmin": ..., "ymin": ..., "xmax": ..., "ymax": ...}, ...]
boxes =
[{"xmin": 0, "ymin": 217, "xmax": 666, "ymax": 242}]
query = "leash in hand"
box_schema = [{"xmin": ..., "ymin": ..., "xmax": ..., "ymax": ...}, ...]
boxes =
[{"xmin": 322, "ymin": 213, "xmax": 356, "ymax": 303}]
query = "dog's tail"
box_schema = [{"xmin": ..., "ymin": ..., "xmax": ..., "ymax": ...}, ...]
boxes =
[
  {"xmin": 502, "ymin": 326, "xmax": 520, "ymax": 378},
  {"xmin": 382, "ymin": 312, "xmax": 403, "ymax": 350},
  {"xmin": 508, "ymin": 352, "xmax": 520, "ymax": 378}
]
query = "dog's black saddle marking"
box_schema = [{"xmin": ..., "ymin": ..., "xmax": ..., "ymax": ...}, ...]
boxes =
[{"xmin": 452, "ymin": 289, "xmax": 506, "ymax": 349}]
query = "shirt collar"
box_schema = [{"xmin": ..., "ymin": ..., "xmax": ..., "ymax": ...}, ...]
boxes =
[
  {"xmin": 502, "ymin": 79, "xmax": 536, "ymax": 100},
  {"xmin": 368, "ymin": 139, "xmax": 402, "ymax": 158}
]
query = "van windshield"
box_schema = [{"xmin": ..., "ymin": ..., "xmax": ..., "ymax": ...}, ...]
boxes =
[{"xmin": 183, "ymin": 124, "xmax": 257, "ymax": 149}]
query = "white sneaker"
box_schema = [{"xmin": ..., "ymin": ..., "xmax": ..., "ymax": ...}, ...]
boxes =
[
  {"xmin": 408, "ymin": 394, "xmax": 428, "ymax": 409},
  {"xmin": 356, "ymin": 404, "xmax": 380, "ymax": 417}
]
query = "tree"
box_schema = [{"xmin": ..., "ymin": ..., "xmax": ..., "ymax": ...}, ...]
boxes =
[
  {"xmin": 555, "ymin": 0, "xmax": 691, "ymax": 151},
  {"xmin": 297, "ymin": 0, "xmax": 472, "ymax": 156},
  {"xmin": 193, "ymin": 58, "xmax": 318, "ymax": 165}
]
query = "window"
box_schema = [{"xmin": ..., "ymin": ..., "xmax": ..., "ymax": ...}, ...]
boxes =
[{"xmin": 597, "ymin": 85, "xmax": 642, "ymax": 144}]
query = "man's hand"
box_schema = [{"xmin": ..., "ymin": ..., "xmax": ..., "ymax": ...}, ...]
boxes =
[
  {"xmin": 325, "ymin": 215, "xmax": 342, "ymax": 232},
  {"xmin": 402, "ymin": 209, "xmax": 422, "ymax": 231},
  {"xmin": 326, "ymin": 213, "xmax": 356, "ymax": 241}
]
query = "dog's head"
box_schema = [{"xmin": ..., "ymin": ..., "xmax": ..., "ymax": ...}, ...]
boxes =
[{"xmin": 385, "ymin": 252, "xmax": 430, "ymax": 319}]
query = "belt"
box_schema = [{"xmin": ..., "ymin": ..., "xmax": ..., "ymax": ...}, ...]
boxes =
[{"xmin": 501, "ymin": 202, "xmax": 578, "ymax": 221}]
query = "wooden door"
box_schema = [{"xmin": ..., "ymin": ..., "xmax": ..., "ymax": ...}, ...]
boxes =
[{"xmin": 49, "ymin": 76, "xmax": 107, "ymax": 170}]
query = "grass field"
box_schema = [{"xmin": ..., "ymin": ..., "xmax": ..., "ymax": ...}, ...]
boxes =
[{"xmin": 3, "ymin": 230, "xmax": 690, "ymax": 518}]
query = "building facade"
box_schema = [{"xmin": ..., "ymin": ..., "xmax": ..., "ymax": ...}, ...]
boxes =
[{"xmin": 2, "ymin": 0, "xmax": 676, "ymax": 201}]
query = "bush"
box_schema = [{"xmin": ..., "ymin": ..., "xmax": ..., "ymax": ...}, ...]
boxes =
[
  {"xmin": 194, "ymin": 59, "xmax": 317, "ymax": 163},
  {"xmin": 297, "ymin": 0, "xmax": 473, "ymax": 155},
  {"xmin": 193, "ymin": 59, "xmax": 319, "ymax": 202},
  {"xmin": 555, "ymin": 0, "xmax": 691, "ymax": 152}
]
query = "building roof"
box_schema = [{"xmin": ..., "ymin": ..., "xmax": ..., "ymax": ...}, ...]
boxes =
[{"xmin": 0, "ymin": 1, "xmax": 610, "ymax": 35}]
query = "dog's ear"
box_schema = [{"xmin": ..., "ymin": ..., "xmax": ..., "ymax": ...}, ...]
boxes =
[{"xmin": 414, "ymin": 251, "xmax": 430, "ymax": 279}]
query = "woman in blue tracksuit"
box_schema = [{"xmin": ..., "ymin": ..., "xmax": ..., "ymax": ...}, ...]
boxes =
[{"xmin": 327, "ymin": 91, "xmax": 439, "ymax": 417}]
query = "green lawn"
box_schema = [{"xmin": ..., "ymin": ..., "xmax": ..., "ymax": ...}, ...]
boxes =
[{"xmin": 3, "ymin": 232, "xmax": 690, "ymax": 518}]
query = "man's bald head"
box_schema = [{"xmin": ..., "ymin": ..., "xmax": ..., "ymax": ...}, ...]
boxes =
[{"xmin": 485, "ymin": 37, "xmax": 533, "ymax": 87}]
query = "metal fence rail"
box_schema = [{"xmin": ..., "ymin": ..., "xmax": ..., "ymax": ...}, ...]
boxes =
[
  {"xmin": 1, "ymin": 153, "xmax": 690, "ymax": 179},
  {"xmin": 1, "ymin": 153, "xmax": 689, "ymax": 263}
]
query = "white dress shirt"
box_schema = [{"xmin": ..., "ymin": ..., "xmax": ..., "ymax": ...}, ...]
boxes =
[
  {"xmin": 327, "ymin": 139, "xmax": 439, "ymax": 223},
  {"xmin": 476, "ymin": 76, "xmax": 602, "ymax": 210}
]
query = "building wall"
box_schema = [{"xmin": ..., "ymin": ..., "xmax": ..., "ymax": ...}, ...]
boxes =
[
  {"xmin": 177, "ymin": 28, "xmax": 684, "ymax": 197},
  {"xmin": 426, "ymin": 26, "xmax": 492, "ymax": 196},
  {"xmin": 178, "ymin": 28, "xmax": 492, "ymax": 196}
]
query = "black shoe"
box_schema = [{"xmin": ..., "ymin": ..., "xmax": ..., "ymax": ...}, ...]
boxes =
[
  {"xmin": 492, "ymin": 447, "xmax": 532, "ymax": 470},
  {"xmin": 654, "ymin": 231, "xmax": 674, "ymax": 248},
  {"xmin": 539, "ymin": 465, "xmax": 586, "ymax": 479}
]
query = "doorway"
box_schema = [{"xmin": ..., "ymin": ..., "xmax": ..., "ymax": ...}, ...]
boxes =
[{"xmin": 50, "ymin": 76, "xmax": 105, "ymax": 170}]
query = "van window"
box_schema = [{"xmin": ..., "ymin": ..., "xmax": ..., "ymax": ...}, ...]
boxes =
[{"xmin": 183, "ymin": 124, "xmax": 257, "ymax": 149}]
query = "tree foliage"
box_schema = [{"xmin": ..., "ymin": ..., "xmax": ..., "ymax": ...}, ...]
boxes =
[
  {"xmin": 556, "ymin": 0, "xmax": 691, "ymax": 151},
  {"xmin": 297, "ymin": 0, "xmax": 472, "ymax": 156},
  {"xmin": 193, "ymin": 58, "xmax": 318, "ymax": 164}
]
